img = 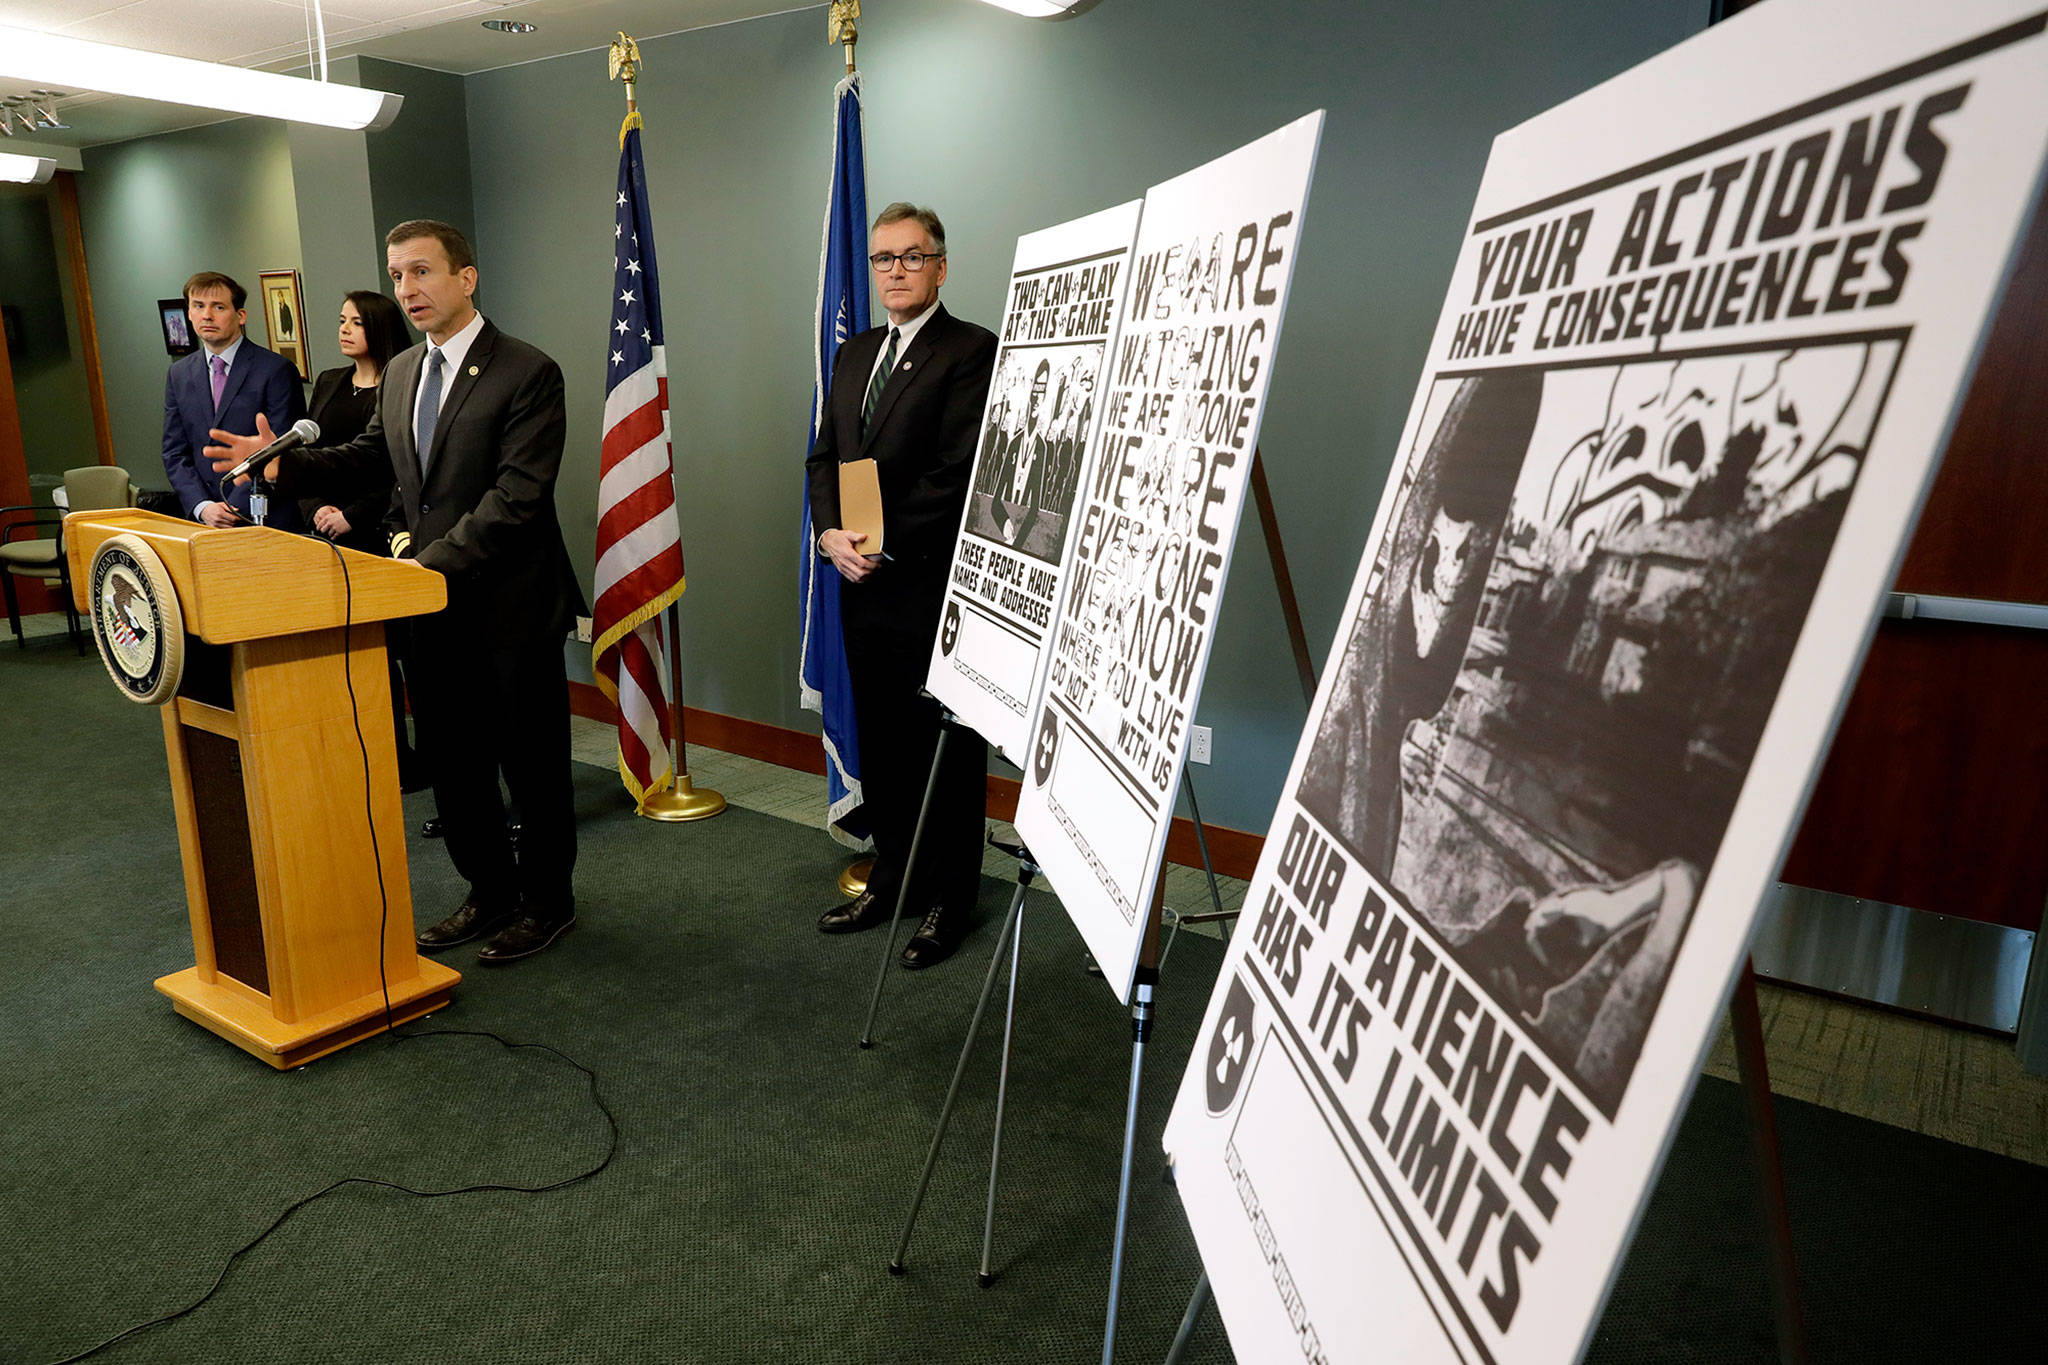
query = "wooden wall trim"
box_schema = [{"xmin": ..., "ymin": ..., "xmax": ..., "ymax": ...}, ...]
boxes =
[
  {"xmin": 0, "ymin": 287, "xmax": 64, "ymax": 617},
  {"xmin": 54, "ymin": 172, "xmax": 115, "ymax": 469},
  {"xmin": 0, "ymin": 293, "xmax": 26, "ymax": 509},
  {"xmin": 567, "ymin": 681, "xmax": 1265, "ymax": 880}
]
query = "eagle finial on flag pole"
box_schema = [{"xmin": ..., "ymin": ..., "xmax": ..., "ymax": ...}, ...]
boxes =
[{"xmin": 828, "ymin": 1, "xmax": 860, "ymax": 72}]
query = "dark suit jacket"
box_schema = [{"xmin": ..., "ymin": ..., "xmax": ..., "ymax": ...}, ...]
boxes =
[
  {"xmin": 162, "ymin": 338, "xmax": 306, "ymax": 525},
  {"xmin": 297, "ymin": 366, "xmax": 388, "ymax": 552},
  {"xmin": 805, "ymin": 303, "xmax": 998, "ymax": 596},
  {"xmin": 278, "ymin": 319, "xmax": 584, "ymax": 644}
]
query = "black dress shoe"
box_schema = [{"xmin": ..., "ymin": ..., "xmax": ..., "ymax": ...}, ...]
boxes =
[
  {"xmin": 899, "ymin": 905, "xmax": 964, "ymax": 970},
  {"xmin": 477, "ymin": 910, "xmax": 576, "ymax": 964},
  {"xmin": 421, "ymin": 817, "xmax": 445, "ymax": 839},
  {"xmin": 416, "ymin": 898, "xmax": 516, "ymax": 951},
  {"xmin": 818, "ymin": 888, "xmax": 896, "ymax": 935}
]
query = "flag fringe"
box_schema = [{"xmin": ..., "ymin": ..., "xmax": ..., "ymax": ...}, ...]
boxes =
[
  {"xmin": 591, "ymin": 577, "xmax": 684, "ymax": 679},
  {"xmin": 616, "ymin": 742, "xmax": 675, "ymax": 816}
]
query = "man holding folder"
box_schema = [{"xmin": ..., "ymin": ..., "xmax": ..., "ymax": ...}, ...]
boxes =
[{"xmin": 806, "ymin": 202, "xmax": 997, "ymax": 969}]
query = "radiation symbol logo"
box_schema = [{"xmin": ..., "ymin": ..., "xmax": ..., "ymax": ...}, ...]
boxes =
[
  {"xmin": 1205, "ymin": 974, "xmax": 1257, "ymax": 1115},
  {"xmin": 1031, "ymin": 712, "xmax": 1059, "ymax": 787},
  {"xmin": 940, "ymin": 601, "xmax": 962, "ymax": 656}
]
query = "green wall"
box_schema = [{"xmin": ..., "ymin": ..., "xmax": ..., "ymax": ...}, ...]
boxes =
[
  {"xmin": 288, "ymin": 58, "xmax": 479, "ymax": 393},
  {"xmin": 460, "ymin": 0, "xmax": 1703, "ymax": 832},
  {"xmin": 41, "ymin": 0, "xmax": 1706, "ymax": 833},
  {"xmin": 77, "ymin": 117, "xmax": 304, "ymax": 490},
  {"xmin": 356, "ymin": 57, "xmax": 477, "ymax": 250},
  {"xmin": 0, "ymin": 184, "xmax": 96, "ymax": 480},
  {"xmin": 288, "ymin": 60, "xmax": 381, "ymax": 369}
]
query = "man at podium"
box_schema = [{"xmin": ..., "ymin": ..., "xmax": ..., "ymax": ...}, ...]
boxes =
[{"xmin": 208, "ymin": 220, "xmax": 583, "ymax": 966}]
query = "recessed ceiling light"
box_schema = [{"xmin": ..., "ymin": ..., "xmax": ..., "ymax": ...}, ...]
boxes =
[{"xmin": 481, "ymin": 20, "xmax": 537, "ymax": 33}]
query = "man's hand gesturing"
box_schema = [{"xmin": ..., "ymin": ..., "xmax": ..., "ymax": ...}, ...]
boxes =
[{"xmin": 204, "ymin": 412, "xmax": 279, "ymax": 484}]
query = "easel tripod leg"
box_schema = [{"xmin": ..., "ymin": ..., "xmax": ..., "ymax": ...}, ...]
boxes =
[
  {"xmin": 858, "ymin": 726, "xmax": 952, "ymax": 1049},
  {"xmin": 1730, "ymin": 957, "xmax": 1808, "ymax": 1365},
  {"xmin": 1160, "ymin": 771, "xmax": 1232, "ymax": 972},
  {"xmin": 1178, "ymin": 772, "xmax": 1230, "ymax": 925},
  {"xmin": 1161, "ymin": 1270, "xmax": 1212, "ymax": 1365},
  {"xmin": 889, "ymin": 878, "xmax": 1028, "ymax": 1274},
  {"xmin": 1101, "ymin": 977, "xmax": 1156, "ymax": 1365},
  {"xmin": 977, "ymin": 889, "xmax": 1028, "ymax": 1287}
]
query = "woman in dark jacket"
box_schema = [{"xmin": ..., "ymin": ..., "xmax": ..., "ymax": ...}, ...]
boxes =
[
  {"xmin": 300, "ymin": 290, "xmax": 407, "ymax": 547},
  {"xmin": 300, "ymin": 290, "xmax": 434, "ymax": 798}
]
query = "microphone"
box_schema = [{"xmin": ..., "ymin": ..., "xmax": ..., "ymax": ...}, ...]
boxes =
[{"xmin": 223, "ymin": 417, "xmax": 321, "ymax": 483}]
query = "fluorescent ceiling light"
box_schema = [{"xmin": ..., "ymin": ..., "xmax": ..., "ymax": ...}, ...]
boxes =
[
  {"xmin": 0, "ymin": 151, "xmax": 57, "ymax": 184},
  {"xmin": 0, "ymin": 24, "xmax": 403, "ymax": 132}
]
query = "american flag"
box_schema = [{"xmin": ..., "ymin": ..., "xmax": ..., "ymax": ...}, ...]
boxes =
[{"xmin": 592, "ymin": 119, "xmax": 686, "ymax": 812}]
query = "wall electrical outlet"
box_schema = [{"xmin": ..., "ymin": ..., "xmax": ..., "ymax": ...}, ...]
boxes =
[
  {"xmin": 1190, "ymin": 724, "xmax": 1212, "ymax": 765},
  {"xmin": 573, "ymin": 616, "xmax": 593, "ymax": 644}
]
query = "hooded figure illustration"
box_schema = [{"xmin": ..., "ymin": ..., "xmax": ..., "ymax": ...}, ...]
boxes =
[{"xmin": 1298, "ymin": 370, "xmax": 1542, "ymax": 876}]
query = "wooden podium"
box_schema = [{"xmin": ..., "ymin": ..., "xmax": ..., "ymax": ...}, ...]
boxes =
[{"xmin": 67, "ymin": 509, "xmax": 459, "ymax": 1068}]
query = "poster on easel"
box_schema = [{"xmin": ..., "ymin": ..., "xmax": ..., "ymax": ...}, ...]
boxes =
[
  {"xmin": 1162, "ymin": 3, "xmax": 2048, "ymax": 1362},
  {"xmin": 1014, "ymin": 112, "xmax": 1326, "ymax": 1002},
  {"xmin": 927, "ymin": 201, "xmax": 1143, "ymax": 765}
]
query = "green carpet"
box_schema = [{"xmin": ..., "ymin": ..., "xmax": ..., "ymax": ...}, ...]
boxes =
[{"xmin": 3, "ymin": 637, "xmax": 2044, "ymax": 1363}]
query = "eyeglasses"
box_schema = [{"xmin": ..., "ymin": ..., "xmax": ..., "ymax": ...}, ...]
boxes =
[{"xmin": 869, "ymin": 250, "xmax": 944, "ymax": 273}]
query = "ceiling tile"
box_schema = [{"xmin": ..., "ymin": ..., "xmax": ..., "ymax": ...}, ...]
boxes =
[
  {"xmin": 0, "ymin": 2, "xmax": 136, "ymax": 27},
  {"xmin": 55, "ymin": 1, "xmax": 325, "ymax": 62}
]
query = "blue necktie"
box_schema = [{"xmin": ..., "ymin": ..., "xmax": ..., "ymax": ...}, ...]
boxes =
[{"xmin": 415, "ymin": 348, "xmax": 446, "ymax": 475}]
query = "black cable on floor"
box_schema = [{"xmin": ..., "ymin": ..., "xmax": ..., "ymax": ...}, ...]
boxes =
[{"xmin": 48, "ymin": 530, "xmax": 618, "ymax": 1364}]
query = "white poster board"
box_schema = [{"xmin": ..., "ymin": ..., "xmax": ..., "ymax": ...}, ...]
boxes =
[
  {"xmin": 927, "ymin": 202, "xmax": 1143, "ymax": 764},
  {"xmin": 1163, "ymin": 4, "xmax": 2048, "ymax": 1363},
  {"xmin": 1015, "ymin": 113, "xmax": 1326, "ymax": 1002}
]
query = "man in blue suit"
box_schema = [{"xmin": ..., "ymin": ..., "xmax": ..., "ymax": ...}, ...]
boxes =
[{"xmin": 161, "ymin": 271, "xmax": 305, "ymax": 528}]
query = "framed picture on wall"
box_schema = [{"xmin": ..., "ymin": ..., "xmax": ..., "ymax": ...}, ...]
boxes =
[
  {"xmin": 258, "ymin": 269, "xmax": 310, "ymax": 381},
  {"xmin": 157, "ymin": 298, "xmax": 196, "ymax": 357}
]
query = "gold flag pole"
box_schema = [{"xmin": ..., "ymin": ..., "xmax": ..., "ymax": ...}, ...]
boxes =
[
  {"xmin": 827, "ymin": 3, "xmax": 873, "ymax": 895},
  {"xmin": 610, "ymin": 31, "xmax": 725, "ymax": 825}
]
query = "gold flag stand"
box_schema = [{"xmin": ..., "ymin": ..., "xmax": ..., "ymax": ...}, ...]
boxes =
[{"xmin": 609, "ymin": 31, "xmax": 725, "ymax": 825}]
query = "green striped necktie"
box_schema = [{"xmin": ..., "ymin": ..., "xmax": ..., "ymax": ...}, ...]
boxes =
[{"xmin": 861, "ymin": 327, "xmax": 900, "ymax": 438}]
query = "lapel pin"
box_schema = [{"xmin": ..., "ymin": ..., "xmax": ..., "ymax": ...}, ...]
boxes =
[
  {"xmin": 468, "ymin": 365, "xmax": 479, "ymax": 376},
  {"xmin": 902, "ymin": 360, "xmax": 912, "ymax": 370}
]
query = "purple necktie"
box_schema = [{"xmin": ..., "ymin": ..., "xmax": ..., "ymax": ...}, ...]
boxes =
[{"xmin": 209, "ymin": 354, "xmax": 227, "ymax": 411}]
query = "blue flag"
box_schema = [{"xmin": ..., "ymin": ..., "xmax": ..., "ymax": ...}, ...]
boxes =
[{"xmin": 798, "ymin": 73, "xmax": 871, "ymax": 849}]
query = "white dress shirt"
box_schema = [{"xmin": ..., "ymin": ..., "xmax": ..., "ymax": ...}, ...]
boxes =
[
  {"xmin": 864, "ymin": 297, "xmax": 939, "ymax": 395},
  {"xmin": 201, "ymin": 333, "xmax": 246, "ymax": 387},
  {"xmin": 414, "ymin": 309, "xmax": 487, "ymax": 446}
]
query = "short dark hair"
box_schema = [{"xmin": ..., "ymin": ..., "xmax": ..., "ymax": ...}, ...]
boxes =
[
  {"xmin": 183, "ymin": 271, "xmax": 247, "ymax": 310},
  {"xmin": 384, "ymin": 219, "xmax": 475, "ymax": 272},
  {"xmin": 343, "ymin": 289, "xmax": 409, "ymax": 373},
  {"xmin": 872, "ymin": 202, "xmax": 946, "ymax": 253}
]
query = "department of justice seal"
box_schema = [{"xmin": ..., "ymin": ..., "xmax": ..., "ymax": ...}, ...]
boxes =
[{"xmin": 90, "ymin": 534, "xmax": 183, "ymax": 705}]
